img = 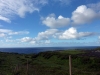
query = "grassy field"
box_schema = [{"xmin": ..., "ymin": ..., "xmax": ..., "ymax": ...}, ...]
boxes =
[{"xmin": 0, "ymin": 49, "xmax": 100, "ymax": 75}]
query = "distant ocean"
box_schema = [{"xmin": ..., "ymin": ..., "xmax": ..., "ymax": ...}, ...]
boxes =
[{"xmin": 0, "ymin": 46, "xmax": 99, "ymax": 54}]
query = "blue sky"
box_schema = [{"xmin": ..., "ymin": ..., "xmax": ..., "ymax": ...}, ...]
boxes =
[{"xmin": 0, "ymin": 0, "xmax": 100, "ymax": 47}]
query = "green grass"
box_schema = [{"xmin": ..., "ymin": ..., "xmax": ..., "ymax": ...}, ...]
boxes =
[
  {"xmin": 58, "ymin": 50, "xmax": 85, "ymax": 54},
  {"xmin": 0, "ymin": 50, "xmax": 100, "ymax": 75}
]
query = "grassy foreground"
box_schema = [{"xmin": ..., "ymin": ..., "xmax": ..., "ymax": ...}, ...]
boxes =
[{"xmin": 0, "ymin": 49, "xmax": 100, "ymax": 75}]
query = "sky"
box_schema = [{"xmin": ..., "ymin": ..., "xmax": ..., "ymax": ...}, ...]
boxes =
[{"xmin": 0, "ymin": 0, "xmax": 100, "ymax": 47}]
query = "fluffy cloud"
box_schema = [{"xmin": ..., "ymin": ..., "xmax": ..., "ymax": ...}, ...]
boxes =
[
  {"xmin": 42, "ymin": 14, "xmax": 70, "ymax": 28},
  {"xmin": 19, "ymin": 29, "xmax": 58, "ymax": 44},
  {"xmin": 19, "ymin": 27, "xmax": 96, "ymax": 44},
  {"xmin": 59, "ymin": 27, "xmax": 96, "ymax": 39},
  {"xmin": 21, "ymin": 37, "xmax": 34, "ymax": 42},
  {"xmin": 0, "ymin": 0, "xmax": 47, "ymax": 22},
  {"xmin": 20, "ymin": 37, "xmax": 50, "ymax": 44},
  {"xmin": 20, "ymin": 37, "xmax": 36, "ymax": 44},
  {"xmin": 5, "ymin": 27, "xmax": 97, "ymax": 47},
  {"xmin": 36, "ymin": 29, "xmax": 58, "ymax": 40},
  {"xmin": 0, "ymin": 29, "xmax": 29, "ymax": 38},
  {"xmin": 71, "ymin": 5, "xmax": 99, "ymax": 25}
]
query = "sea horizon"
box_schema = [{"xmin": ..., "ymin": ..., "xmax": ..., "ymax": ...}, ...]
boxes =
[{"xmin": 0, "ymin": 46, "xmax": 99, "ymax": 54}]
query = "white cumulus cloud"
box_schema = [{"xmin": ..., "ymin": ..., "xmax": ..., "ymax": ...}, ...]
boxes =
[
  {"xmin": 21, "ymin": 37, "xmax": 34, "ymax": 42},
  {"xmin": 42, "ymin": 14, "xmax": 70, "ymax": 28},
  {"xmin": 71, "ymin": 5, "xmax": 99, "ymax": 25},
  {"xmin": 59, "ymin": 27, "xmax": 96, "ymax": 39},
  {"xmin": 19, "ymin": 29, "xmax": 58, "ymax": 44},
  {"xmin": 20, "ymin": 27, "xmax": 96, "ymax": 44},
  {"xmin": 36, "ymin": 29, "xmax": 58, "ymax": 40}
]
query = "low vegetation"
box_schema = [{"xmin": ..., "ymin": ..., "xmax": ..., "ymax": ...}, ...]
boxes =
[{"xmin": 0, "ymin": 48, "xmax": 100, "ymax": 75}]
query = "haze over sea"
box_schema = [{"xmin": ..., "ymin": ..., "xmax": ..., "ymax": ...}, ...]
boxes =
[{"xmin": 0, "ymin": 46, "xmax": 99, "ymax": 54}]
